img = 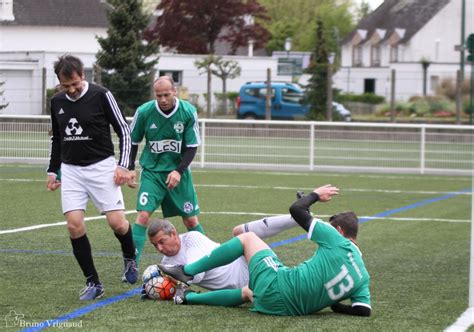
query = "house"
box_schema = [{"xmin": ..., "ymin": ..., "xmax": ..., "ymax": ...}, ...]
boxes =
[
  {"xmin": 0, "ymin": 0, "xmax": 287, "ymax": 116},
  {"xmin": 0, "ymin": 0, "xmax": 110, "ymax": 114},
  {"xmin": 334, "ymin": 0, "xmax": 473, "ymax": 101}
]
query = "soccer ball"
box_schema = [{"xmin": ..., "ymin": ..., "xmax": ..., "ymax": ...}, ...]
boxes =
[
  {"xmin": 142, "ymin": 264, "xmax": 160, "ymax": 283},
  {"xmin": 144, "ymin": 276, "xmax": 177, "ymax": 301}
]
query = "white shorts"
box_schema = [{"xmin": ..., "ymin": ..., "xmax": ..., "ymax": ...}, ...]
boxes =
[{"xmin": 61, "ymin": 156, "xmax": 125, "ymax": 214}]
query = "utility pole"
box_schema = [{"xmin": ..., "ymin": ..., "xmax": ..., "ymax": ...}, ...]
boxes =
[{"xmin": 265, "ymin": 68, "xmax": 272, "ymax": 120}]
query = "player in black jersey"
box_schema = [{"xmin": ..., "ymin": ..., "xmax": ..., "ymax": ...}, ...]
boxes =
[{"xmin": 46, "ymin": 55, "xmax": 137, "ymax": 300}]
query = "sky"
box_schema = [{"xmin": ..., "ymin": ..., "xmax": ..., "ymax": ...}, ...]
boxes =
[{"xmin": 354, "ymin": 0, "xmax": 384, "ymax": 10}]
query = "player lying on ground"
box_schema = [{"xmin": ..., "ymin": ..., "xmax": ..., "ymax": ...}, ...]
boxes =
[
  {"xmin": 142, "ymin": 193, "xmax": 312, "ymax": 303},
  {"xmin": 158, "ymin": 184, "xmax": 372, "ymax": 316}
]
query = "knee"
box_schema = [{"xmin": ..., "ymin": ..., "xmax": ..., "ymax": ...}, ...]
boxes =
[
  {"xmin": 136, "ymin": 212, "xmax": 151, "ymax": 226},
  {"xmin": 67, "ymin": 220, "xmax": 85, "ymax": 238},
  {"xmin": 232, "ymin": 224, "xmax": 244, "ymax": 237},
  {"xmin": 183, "ymin": 216, "xmax": 199, "ymax": 228}
]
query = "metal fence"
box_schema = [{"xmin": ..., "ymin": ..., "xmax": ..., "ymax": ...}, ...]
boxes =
[{"xmin": 1, "ymin": 115, "xmax": 473, "ymax": 175}]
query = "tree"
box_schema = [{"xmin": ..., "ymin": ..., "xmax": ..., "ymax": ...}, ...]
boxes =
[
  {"xmin": 96, "ymin": 0, "xmax": 159, "ymax": 115},
  {"xmin": 355, "ymin": 0, "xmax": 372, "ymax": 22},
  {"xmin": 194, "ymin": 55, "xmax": 220, "ymax": 118},
  {"xmin": 305, "ymin": 19, "xmax": 329, "ymax": 120},
  {"xmin": 0, "ymin": 80, "xmax": 8, "ymax": 111},
  {"xmin": 144, "ymin": 0, "xmax": 270, "ymax": 54},
  {"xmin": 258, "ymin": 0, "xmax": 354, "ymax": 54},
  {"xmin": 210, "ymin": 59, "xmax": 241, "ymax": 114}
]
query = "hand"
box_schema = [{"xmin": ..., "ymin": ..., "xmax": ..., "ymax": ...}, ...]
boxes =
[
  {"xmin": 127, "ymin": 170, "xmax": 138, "ymax": 189},
  {"xmin": 113, "ymin": 167, "xmax": 129, "ymax": 186},
  {"xmin": 313, "ymin": 184, "xmax": 339, "ymax": 202},
  {"xmin": 166, "ymin": 170, "xmax": 181, "ymax": 190},
  {"xmin": 46, "ymin": 174, "xmax": 61, "ymax": 191}
]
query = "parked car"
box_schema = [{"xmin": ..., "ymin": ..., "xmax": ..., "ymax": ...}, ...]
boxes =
[{"xmin": 236, "ymin": 81, "xmax": 351, "ymax": 121}]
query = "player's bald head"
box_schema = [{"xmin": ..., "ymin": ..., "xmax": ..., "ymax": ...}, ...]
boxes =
[{"xmin": 154, "ymin": 76, "xmax": 175, "ymax": 90}]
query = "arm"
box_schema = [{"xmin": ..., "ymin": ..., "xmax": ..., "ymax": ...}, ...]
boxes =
[
  {"xmin": 330, "ymin": 303, "xmax": 371, "ymax": 317},
  {"xmin": 289, "ymin": 184, "xmax": 340, "ymax": 232},
  {"xmin": 46, "ymin": 109, "xmax": 62, "ymax": 191},
  {"xmin": 102, "ymin": 90, "xmax": 131, "ymax": 170}
]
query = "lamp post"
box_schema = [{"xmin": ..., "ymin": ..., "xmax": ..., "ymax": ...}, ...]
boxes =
[
  {"xmin": 326, "ymin": 52, "xmax": 336, "ymax": 121},
  {"xmin": 284, "ymin": 37, "xmax": 293, "ymax": 81}
]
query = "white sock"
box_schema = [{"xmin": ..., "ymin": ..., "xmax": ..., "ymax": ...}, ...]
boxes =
[{"xmin": 240, "ymin": 214, "xmax": 298, "ymax": 239}]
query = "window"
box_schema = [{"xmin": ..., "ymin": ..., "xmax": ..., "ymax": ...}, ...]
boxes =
[
  {"xmin": 390, "ymin": 45, "xmax": 398, "ymax": 63},
  {"xmin": 244, "ymin": 88, "xmax": 275, "ymax": 100},
  {"xmin": 159, "ymin": 70, "xmax": 183, "ymax": 85},
  {"xmin": 364, "ymin": 79, "xmax": 375, "ymax": 94},
  {"xmin": 353, "ymin": 45, "xmax": 363, "ymax": 67},
  {"xmin": 371, "ymin": 46, "xmax": 381, "ymax": 66},
  {"xmin": 281, "ymin": 88, "xmax": 303, "ymax": 104},
  {"xmin": 84, "ymin": 68, "xmax": 93, "ymax": 83},
  {"xmin": 430, "ymin": 75, "xmax": 439, "ymax": 93}
]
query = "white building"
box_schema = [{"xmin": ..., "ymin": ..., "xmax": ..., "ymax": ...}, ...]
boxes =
[
  {"xmin": 0, "ymin": 0, "xmax": 286, "ymax": 115},
  {"xmin": 334, "ymin": 0, "xmax": 473, "ymax": 101}
]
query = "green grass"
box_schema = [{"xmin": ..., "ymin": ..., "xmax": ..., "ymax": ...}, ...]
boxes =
[{"xmin": 0, "ymin": 164, "xmax": 472, "ymax": 331}]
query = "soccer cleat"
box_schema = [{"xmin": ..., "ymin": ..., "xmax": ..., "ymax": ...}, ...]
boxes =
[
  {"xmin": 173, "ymin": 284, "xmax": 195, "ymax": 305},
  {"xmin": 296, "ymin": 191, "xmax": 305, "ymax": 199},
  {"xmin": 79, "ymin": 282, "xmax": 104, "ymax": 301},
  {"xmin": 122, "ymin": 257, "xmax": 138, "ymax": 284},
  {"xmin": 157, "ymin": 264, "xmax": 193, "ymax": 286}
]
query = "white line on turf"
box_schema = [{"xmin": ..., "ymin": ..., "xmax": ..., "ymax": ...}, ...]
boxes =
[
  {"xmin": 0, "ymin": 178, "xmax": 471, "ymax": 196},
  {"xmin": 444, "ymin": 307, "xmax": 474, "ymax": 332},
  {"xmin": 0, "ymin": 212, "xmax": 469, "ymax": 235}
]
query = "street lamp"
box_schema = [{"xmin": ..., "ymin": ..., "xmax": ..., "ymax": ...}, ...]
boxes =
[{"xmin": 284, "ymin": 37, "xmax": 292, "ymax": 58}]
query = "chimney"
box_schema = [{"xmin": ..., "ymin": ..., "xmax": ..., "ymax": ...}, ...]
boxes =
[{"xmin": 0, "ymin": 0, "xmax": 15, "ymax": 21}]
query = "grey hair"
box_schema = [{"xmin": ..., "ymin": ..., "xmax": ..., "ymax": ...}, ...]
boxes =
[{"xmin": 147, "ymin": 218, "xmax": 176, "ymax": 237}]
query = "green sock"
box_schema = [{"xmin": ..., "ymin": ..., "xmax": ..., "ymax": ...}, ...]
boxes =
[
  {"xmin": 184, "ymin": 237, "xmax": 243, "ymax": 276},
  {"xmin": 187, "ymin": 223, "xmax": 205, "ymax": 234},
  {"xmin": 132, "ymin": 223, "xmax": 147, "ymax": 266},
  {"xmin": 186, "ymin": 289, "xmax": 244, "ymax": 307}
]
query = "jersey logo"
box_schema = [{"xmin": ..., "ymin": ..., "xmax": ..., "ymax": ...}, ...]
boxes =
[
  {"xmin": 65, "ymin": 118, "xmax": 83, "ymax": 136},
  {"xmin": 149, "ymin": 140, "xmax": 182, "ymax": 154},
  {"xmin": 174, "ymin": 121, "xmax": 184, "ymax": 133},
  {"xmin": 150, "ymin": 123, "xmax": 157, "ymax": 129},
  {"xmin": 183, "ymin": 202, "xmax": 194, "ymax": 213},
  {"xmin": 58, "ymin": 108, "xmax": 65, "ymax": 115}
]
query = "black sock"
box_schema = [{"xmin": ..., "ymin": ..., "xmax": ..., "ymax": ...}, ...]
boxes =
[
  {"xmin": 71, "ymin": 234, "xmax": 100, "ymax": 284},
  {"xmin": 114, "ymin": 224, "xmax": 136, "ymax": 259}
]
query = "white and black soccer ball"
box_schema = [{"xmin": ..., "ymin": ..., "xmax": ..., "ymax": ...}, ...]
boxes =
[
  {"xmin": 65, "ymin": 118, "xmax": 83, "ymax": 136},
  {"xmin": 142, "ymin": 264, "xmax": 160, "ymax": 283}
]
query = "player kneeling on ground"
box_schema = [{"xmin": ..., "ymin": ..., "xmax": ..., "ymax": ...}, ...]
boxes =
[{"xmin": 158, "ymin": 184, "xmax": 372, "ymax": 317}]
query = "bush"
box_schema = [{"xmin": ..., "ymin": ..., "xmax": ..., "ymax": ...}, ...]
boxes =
[{"xmin": 335, "ymin": 93, "xmax": 385, "ymax": 104}]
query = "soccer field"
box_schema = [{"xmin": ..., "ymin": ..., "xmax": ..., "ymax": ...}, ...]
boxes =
[{"xmin": 0, "ymin": 164, "xmax": 472, "ymax": 331}]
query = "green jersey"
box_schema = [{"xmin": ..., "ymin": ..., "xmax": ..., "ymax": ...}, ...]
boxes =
[
  {"xmin": 130, "ymin": 98, "xmax": 201, "ymax": 172},
  {"xmin": 277, "ymin": 219, "xmax": 371, "ymax": 315}
]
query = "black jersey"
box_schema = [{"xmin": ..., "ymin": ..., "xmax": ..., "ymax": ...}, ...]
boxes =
[{"xmin": 47, "ymin": 82, "xmax": 131, "ymax": 173}]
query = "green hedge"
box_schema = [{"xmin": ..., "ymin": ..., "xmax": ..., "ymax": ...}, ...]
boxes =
[{"xmin": 335, "ymin": 93, "xmax": 385, "ymax": 104}]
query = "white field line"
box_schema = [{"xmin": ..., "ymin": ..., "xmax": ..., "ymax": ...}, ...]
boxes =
[
  {"xmin": 0, "ymin": 164, "xmax": 471, "ymax": 182},
  {"xmin": 0, "ymin": 178, "xmax": 471, "ymax": 196},
  {"xmin": 444, "ymin": 307, "xmax": 474, "ymax": 332},
  {"xmin": 0, "ymin": 211, "xmax": 469, "ymax": 235}
]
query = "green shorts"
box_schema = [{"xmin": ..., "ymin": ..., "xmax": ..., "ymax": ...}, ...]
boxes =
[
  {"xmin": 248, "ymin": 249, "xmax": 288, "ymax": 316},
  {"xmin": 137, "ymin": 168, "xmax": 200, "ymax": 218}
]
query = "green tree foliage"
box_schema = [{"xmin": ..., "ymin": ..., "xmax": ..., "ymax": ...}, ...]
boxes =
[
  {"xmin": 0, "ymin": 81, "xmax": 8, "ymax": 111},
  {"xmin": 145, "ymin": 0, "xmax": 270, "ymax": 55},
  {"xmin": 96, "ymin": 0, "xmax": 158, "ymax": 115},
  {"xmin": 258, "ymin": 0, "xmax": 354, "ymax": 54},
  {"xmin": 355, "ymin": 0, "xmax": 373, "ymax": 22},
  {"xmin": 305, "ymin": 19, "xmax": 329, "ymax": 120},
  {"xmin": 210, "ymin": 59, "xmax": 241, "ymax": 114}
]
